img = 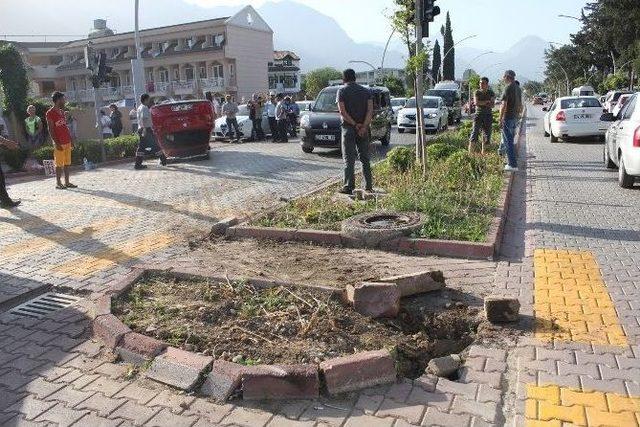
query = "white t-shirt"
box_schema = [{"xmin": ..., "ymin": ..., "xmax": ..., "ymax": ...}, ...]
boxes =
[
  {"xmin": 101, "ymin": 115, "xmax": 113, "ymax": 135},
  {"xmin": 211, "ymin": 99, "xmax": 221, "ymax": 116}
]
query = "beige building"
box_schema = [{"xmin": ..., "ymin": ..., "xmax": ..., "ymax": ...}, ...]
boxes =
[
  {"xmin": 11, "ymin": 41, "xmax": 67, "ymax": 98},
  {"xmin": 53, "ymin": 5, "xmax": 274, "ymax": 104}
]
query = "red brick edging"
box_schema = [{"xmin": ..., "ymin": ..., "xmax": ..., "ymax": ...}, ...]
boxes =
[{"xmin": 89, "ymin": 267, "xmax": 398, "ymax": 401}]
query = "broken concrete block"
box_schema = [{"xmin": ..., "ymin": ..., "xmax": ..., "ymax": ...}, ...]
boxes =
[
  {"xmin": 378, "ymin": 270, "xmax": 445, "ymax": 297},
  {"xmin": 346, "ymin": 281, "xmax": 400, "ymax": 318},
  {"xmin": 484, "ymin": 297, "xmax": 520, "ymax": 323},
  {"xmin": 426, "ymin": 354, "xmax": 462, "ymax": 377}
]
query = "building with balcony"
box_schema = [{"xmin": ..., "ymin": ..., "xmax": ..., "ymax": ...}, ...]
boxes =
[
  {"xmin": 11, "ymin": 41, "xmax": 67, "ymax": 98},
  {"xmin": 53, "ymin": 5, "xmax": 274, "ymax": 105},
  {"xmin": 268, "ymin": 50, "xmax": 300, "ymax": 96}
]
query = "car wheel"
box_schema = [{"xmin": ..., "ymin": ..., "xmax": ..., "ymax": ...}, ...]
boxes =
[
  {"xmin": 550, "ymin": 128, "xmax": 559, "ymax": 143},
  {"xmin": 604, "ymin": 143, "xmax": 616, "ymax": 169},
  {"xmin": 398, "ymin": 128, "xmax": 405, "ymax": 134},
  {"xmin": 381, "ymin": 126, "xmax": 391, "ymax": 146},
  {"xmin": 302, "ymin": 146, "xmax": 314, "ymax": 153},
  {"xmin": 544, "ymin": 124, "xmax": 550, "ymax": 137},
  {"xmin": 618, "ymin": 156, "xmax": 635, "ymax": 188}
]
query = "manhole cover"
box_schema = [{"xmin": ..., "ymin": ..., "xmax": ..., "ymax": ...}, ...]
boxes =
[
  {"xmin": 342, "ymin": 211, "xmax": 425, "ymax": 247},
  {"xmin": 363, "ymin": 214, "xmax": 412, "ymax": 228},
  {"xmin": 9, "ymin": 292, "xmax": 82, "ymax": 319}
]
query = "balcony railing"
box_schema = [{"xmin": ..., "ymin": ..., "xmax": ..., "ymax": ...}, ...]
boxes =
[
  {"xmin": 172, "ymin": 80, "xmax": 196, "ymax": 95},
  {"xmin": 200, "ymin": 77, "xmax": 225, "ymax": 91}
]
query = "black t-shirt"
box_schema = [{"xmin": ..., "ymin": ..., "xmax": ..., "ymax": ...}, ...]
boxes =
[
  {"xmin": 337, "ymin": 83, "xmax": 371, "ymax": 125},
  {"xmin": 475, "ymin": 88, "xmax": 495, "ymax": 115},
  {"xmin": 501, "ymin": 82, "xmax": 519, "ymax": 119}
]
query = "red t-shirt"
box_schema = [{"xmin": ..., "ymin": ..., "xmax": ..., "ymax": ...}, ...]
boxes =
[{"xmin": 46, "ymin": 107, "xmax": 72, "ymax": 145}]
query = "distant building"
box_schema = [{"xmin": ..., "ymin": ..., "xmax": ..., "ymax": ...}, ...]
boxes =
[
  {"xmin": 6, "ymin": 6, "xmax": 280, "ymax": 105},
  {"xmin": 268, "ymin": 50, "xmax": 301, "ymax": 96},
  {"xmin": 328, "ymin": 67, "xmax": 406, "ymax": 87}
]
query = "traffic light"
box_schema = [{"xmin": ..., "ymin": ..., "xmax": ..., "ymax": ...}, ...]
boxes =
[
  {"xmin": 421, "ymin": 0, "xmax": 440, "ymax": 36},
  {"xmin": 97, "ymin": 52, "xmax": 113, "ymax": 84}
]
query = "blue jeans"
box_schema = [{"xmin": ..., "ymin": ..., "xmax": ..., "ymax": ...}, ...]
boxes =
[{"xmin": 501, "ymin": 118, "xmax": 518, "ymax": 168}]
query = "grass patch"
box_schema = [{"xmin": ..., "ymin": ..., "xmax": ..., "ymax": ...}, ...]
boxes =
[{"xmin": 256, "ymin": 126, "xmax": 505, "ymax": 242}]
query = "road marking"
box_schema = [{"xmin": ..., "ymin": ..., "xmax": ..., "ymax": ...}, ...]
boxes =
[
  {"xmin": 526, "ymin": 384, "xmax": 640, "ymax": 426},
  {"xmin": 534, "ymin": 249, "xmax": 627, "ymax": 347},
  {"xmin": 51, "ymin": 232, "xmax": 176, "ymax": 277}
]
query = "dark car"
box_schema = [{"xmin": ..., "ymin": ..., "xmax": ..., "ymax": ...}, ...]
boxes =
[
  {"xmin": 151, "ymin": 100, "xmax": 214, "ymax": 158},
  {"xmin": 299, "ymin": 85, "xmax": 392, "ymax": 153}
]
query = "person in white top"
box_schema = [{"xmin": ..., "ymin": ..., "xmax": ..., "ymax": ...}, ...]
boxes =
[
  {"xmin": 135, "ymin": 93, "xmax": 167, "ymax": 170},
  {"xmin": 100, "ymin": 111, "xmax": 113, "ymax": 139}
]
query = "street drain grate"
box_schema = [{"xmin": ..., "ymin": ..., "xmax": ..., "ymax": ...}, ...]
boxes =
[{"xmin": 8, "ymin": 292, "xmax": 82, "ymax": 319}]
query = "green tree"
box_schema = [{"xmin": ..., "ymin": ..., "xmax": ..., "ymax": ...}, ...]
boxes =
[
  {"xmin": 522, "ymin": 81, "xmax": 544, "ymax": 96},
  {"xmin": 440, "ymin": 12, "xmax": 455, "ymax": 81},
  {"xmin": 303, "ymin": 67, "xmax": 341, "ymax": 99},
  {"xmin": 0, "ymin": 43, "xmax": 29, "ymax": 145},
  {"xmin": 431, "ymin": 40, "xmax": 441, "ymax": 84},
  {"xmin": 380, "ymin": 75, "xmax": 405, "ymax": 96}
]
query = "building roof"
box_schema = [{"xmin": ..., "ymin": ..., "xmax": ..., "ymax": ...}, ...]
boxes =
[
  {"xmin": 274, "ymin": 50, "xmax": 300, "ymax": 61},
  {"xmin": 6, "ymin": 41, "xmax": 67, "ymax": 49}
]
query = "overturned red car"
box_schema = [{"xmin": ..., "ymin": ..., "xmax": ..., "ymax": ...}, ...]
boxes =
[{"xmin": 150, "ymin": 100, "xmax": 214, "ymax": 159}]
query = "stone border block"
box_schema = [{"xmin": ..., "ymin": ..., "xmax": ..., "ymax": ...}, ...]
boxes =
[
  {"xmin": 92, "ymin": 314, "xmax": 131, "ymax": 349},
  {"xmin": 320, "ymin": 349, "xmax": 397, "ymax": 395},
  {"xmin": 346, "ymin": 282, "xmax": 400, "ymax": 318},
  {"xmin": 145, "ymin": 347, "xmax": 213, "ymax": 391},
  {"xmin": 201, "ymin": 360, "xmax": 249, "ymax": 401},
  {"xmin": 116, "ymin": 332, "xmax": 167, "ymax": 364},
  {"xmin": 378, "ymin": 270, "xmax": 445, "ymax": 297},
  {"xmin": 242, "ymin": 364, "xmax": 319, "ymax": 400}
]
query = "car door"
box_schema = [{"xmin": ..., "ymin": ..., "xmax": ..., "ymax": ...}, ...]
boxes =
[
  {"xmin": 544, "ymin": 101, "xmax": 556, "ymax": 133},
  {"xmin": 615, "ymin": 95, "xmax": 637, "ymax": 164}
]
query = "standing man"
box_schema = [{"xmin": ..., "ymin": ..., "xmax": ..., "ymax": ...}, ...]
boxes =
[
  {"xmin": 266, "ymin": 91, "xmax": 278, "ymax": 142},
  {"xmin": 499, "ymin": 70, "xmax": 519, "ymax": 172},
  {"xmin": 109, "ymin": 104, "xmax": 123, "ymax": 138},
  {"xmin": 135, "ymin": 93, "xmax": 167, "ymax": 170},
  {"xmin": 100, "ymin": 111, "xmax": 113, "ymax": 140},
  {"xmin": 0, "ymin": 134, "xmax": 20, "ymax": 208},
  {"xmin": 46, "ymin": 92, "xmax": 76, "ymax": 190},
  {"xmin": 337, "ymin": 69, "xmax": 373, "ymax": 194},
  {"xmin": 205, "ymin": 92, "xmax": 219, "ymax": 123},
  {"xmin": 275, "ymin": 94, "xmax": 289, "ymax": 143},
  {"xmin": 222, "ymin": 94, "xmax": 241, "ymax": 143},
  {"xmin": 468, "ymin": 77, "xmax": 495, "ymax": 153},
  {"xmin": 286, "ymin": 97, "xmax": 300, "ymax": 137},
  {"xmin": 25, "ymin": 105, "xmax": 43, "ymax": 148}
]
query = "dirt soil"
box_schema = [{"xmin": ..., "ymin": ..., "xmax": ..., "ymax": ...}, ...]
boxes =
[{"xmin": 113, "ymin": 273, "xmax": 481, "ymax": 379}]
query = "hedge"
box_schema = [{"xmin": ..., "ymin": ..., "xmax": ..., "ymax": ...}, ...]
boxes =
[{"xmin": 32, "ymin": 134, "xmax": 139, "ymax": 166}]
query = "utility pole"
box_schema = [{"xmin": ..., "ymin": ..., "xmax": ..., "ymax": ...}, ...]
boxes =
[
  {"xmin": 131, "ymin": 0, "xmax": 146, "ymax": 106},
  {"xmin": 414, "ymin": 0, "xmax": 425, "ymax": 166}
]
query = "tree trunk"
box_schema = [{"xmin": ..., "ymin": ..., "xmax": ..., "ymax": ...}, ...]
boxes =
[{"xmin": 8, "ymin": 112, "xmax": 26, "ymax": 147}]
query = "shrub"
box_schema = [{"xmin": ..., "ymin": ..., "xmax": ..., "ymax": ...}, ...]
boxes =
[
  {"xmin": 440, "ymin": 150, "xmax": 483, "ymax": 189},
  {"xmin": 105, "ymin": 135, "xmax": 138, "ymax": 159},
  {"xmin": 426, "ymin": 143, "xmax": 462, "ymax": 162},
  {"xmin": 32, "ymin": 144, "xmax": 54, "ymax": 163},
  {"xmin": 386, "ymin": 146, "xmax": 415, "ymax": 173},
  {"xmin": 1, "ymin": 147, "xmax": 30, "ymax": 171}
]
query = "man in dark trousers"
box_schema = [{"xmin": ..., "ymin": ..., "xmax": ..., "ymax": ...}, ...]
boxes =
[
  {"xmin": 336, "ymin": 69, "xmax": 373, "ymax": 194},
  {"xmin": 0, "ymin": 135, "xmax": 20, "ymax": 208},
  {"xmin": 468, "ymin": 77, "xmax": 495, "ymax": 154},
  {"xmin": 499, "ymin": 70, "xmax": 520, "ymax": 172},
  {"xmin": 135, "ymin": 93, "xmax": 167, "ymax": 169}
]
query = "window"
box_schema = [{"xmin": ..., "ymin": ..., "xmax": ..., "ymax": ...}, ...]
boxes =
[
  {"xmin": 185, "ymin": 67, "xmax": 195, "ymax": 81},
  {"xmin": 158, "ymin": 69, "xmax": 169, "ymax": 83},
  {"xmin": 173, "ymin": 68, "xmax": 180, "ymax": 81},
  {"xmin": 187, "ymin": 37, "xmax": 195, "ymax": 49},
  {"xmin": 283, "ymin": 59, "xmax": 292, "ymax": 66},
  {"xmin": 211, "ymin": 64, "xmax": 223, "ymax": 78},
  {"xmin": 622, "ymin": 95, "xmax": 637, "ymax": 120},
  {"xmin": 229, "ymin": 64, "xmax": 235, "ymax": 77},
  {"xmin": 147, "ymin": 70, "xmax": 154, "ymax": 82},
  {"xmin": 560, "ymin": 98, "xmax": 602, "ymax": 109},
  {"xmin": 162, "ymin": 41, "xmax": 170, "ymax": 52},
  {"xmin": 199, "ymin": 66, "xmax": 207, "ymax": 79}
]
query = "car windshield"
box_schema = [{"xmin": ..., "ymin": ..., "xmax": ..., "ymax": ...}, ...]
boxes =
[
  {"xmin": 313, "ymin": 90, "xmax": 339, "ymax": 112},
  {"xmin": 391, "ymin": 99, "xmax": 406, "ymax": 107},
  {"xmin": 405, "ymin": 98, "xmax": 439, "ymax": 109},
  {"xmin": 560, "ymin": 98, "xmax": 601, "ymax": 109},
  {"xmin": 425, "ymin": 90, "xmax": 455, "ymax": 105}
]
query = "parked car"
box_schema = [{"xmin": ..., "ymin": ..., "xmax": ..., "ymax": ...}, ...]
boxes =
[
  {"xmin": 150, "ymin": 99, "xmax": 214, "ymax": 158},
  {"xmin": 542, "ymin": 96, "xmax": 611, "ymax": 142},
  {"xmin": 604, "ymin": 90, "xmax": 633, "ymax": 113},
  {"xmin": 611, "ymin": 93, "xmax": 633, "ymax": 118},
  {"xmin": 299, "ymin": 84, "xmax": 392, "ymax": 153},
  {"xmin": 390, "ymin": 97, "xmax": 407, "ymax": 122},
  {"xmin": 212, "ymin": 104, "xmax": 271, "ymax": 140},
  {"xmin": 602, "ymin": 92, "xmax": 640, "ymax": 188},
  {"xmin": 572, "ymin": 85, "xmax": 596, "ymax": 97},
  {"xmin": 397, "ymin": 96, "xmax": 449, "ymax": 134},
  {"xmin": 427, "ymin": 82, "xmax": 462, "ymax": 124},
  {"xmin": 296, "ymin": 101, "xmax": 313, "ymax": 125}
]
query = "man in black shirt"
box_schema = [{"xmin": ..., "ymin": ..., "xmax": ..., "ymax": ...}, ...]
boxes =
[
  {"xmin": 336, "ymin": 69, "xmax": 373, "ymax": 194},
  {"xmin": 499, "ymin": 70, "xmax": 519, "ymax": 171},
  {"xmin": 468, "ymin": 77, "xmax": 495, "ymax": 153}
]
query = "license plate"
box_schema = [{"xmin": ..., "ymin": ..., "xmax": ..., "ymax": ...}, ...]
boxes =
[
  {"xmin": 315, "ymin": 134, "xmax": 336, "ymax": 141},
  {"xmin": 574, "ymin": 114, "xmax": 591, "ymax": 119}
]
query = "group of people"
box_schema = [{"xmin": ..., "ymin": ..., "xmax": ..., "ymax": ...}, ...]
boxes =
[
  {"xmin": 468, "ymin": 69, "xmax": 524, "ymax": 172},
  {"xmin": 99, "ymin": 104, "xmax": 124, "ymax": 140},
  {"xmin": 205, "ymin": 91, "xmax": 300, "ymax": 143}
]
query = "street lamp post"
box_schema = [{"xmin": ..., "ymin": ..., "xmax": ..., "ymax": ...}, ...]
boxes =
[
  {"xmin": 348, "ymin": 60, "xmax": 378, "ymax": 84},
  {"xmin": 131, "ymin": 0, "xmax": 146, "ymax": 106},
  {"xmin": 439, "ymin": 34, "xmax": 478, "ymax": 79},
  {"xmin": 380, "ymin": 28, "xmax": 397, "ymax": 70},
  {"xmin": 548, "ymin": 43, "xmax": 571, "ymax": 95}
]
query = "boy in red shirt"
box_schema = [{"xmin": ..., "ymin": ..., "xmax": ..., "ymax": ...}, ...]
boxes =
[{"xmin": 46, "ymin": 92, "xmax": 77, "ymax": 189}]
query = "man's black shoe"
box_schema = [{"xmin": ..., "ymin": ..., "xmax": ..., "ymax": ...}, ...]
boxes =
[
  {"xmin": 134, "ymin": 164, "xmax": 148, "ymax": 170},
  {"xmin": 1, "ymin": 200, "xmax": 20, "ymax": 209},
  {"xmin": 160, "ymin": 156, "xmax": 168, "ymax": 166},
  {"xmin": 338, "ymin": 188, "xmax": 353, "ymax": 195}
]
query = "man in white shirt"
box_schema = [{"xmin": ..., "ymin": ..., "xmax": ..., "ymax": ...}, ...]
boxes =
[
  {"xmin": 135, "ymin": 93, "xmax": 167, "ymax": 169},
  {"xmin": 100, "ymin": 111, "xmax": 113, "ymax": 139},
  {"xmin": 266, "ymin": 91, "xmax": 278, "ymax": 141},
  {"xmin": 275, "ymin": 94, "xmax": 289, "ymax": 143}
]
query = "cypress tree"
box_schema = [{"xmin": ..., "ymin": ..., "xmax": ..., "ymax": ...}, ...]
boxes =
[
  {"xmin": 431, "ymin": 40, "xmax": 441, "ymax": 84},
  {"xmin": 442, "ymin": 12, "xmax": 455, "ymax": 81}
]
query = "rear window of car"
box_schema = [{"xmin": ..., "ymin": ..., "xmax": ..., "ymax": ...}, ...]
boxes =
[
  {"xmin": 560, "ymin": 98, "xmax": 601, "ymax": 109},
  {"xmin": 425, "ymin": 90, "xmax": 456, "ymax": 105},
  {"xmin": 405, "ymin": 98, "xmax": 439, "ymax": 109},
  {"xmin": 391, "ymin": 99, "xmax": 406, "ymax": 107}
]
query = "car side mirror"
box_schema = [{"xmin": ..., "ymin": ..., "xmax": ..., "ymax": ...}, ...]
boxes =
[
  {"xmin": 542, "ymin": 107, "xmax": 548, "ymax": 112},
  {"xmin": 600, "ymin": 112, "xmax": 616, "ymax": 122}
]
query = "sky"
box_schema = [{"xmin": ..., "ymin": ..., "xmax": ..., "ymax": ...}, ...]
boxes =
[{"xmin": 185, "ymin": 0, "xmax": 588, "ymax": 51}]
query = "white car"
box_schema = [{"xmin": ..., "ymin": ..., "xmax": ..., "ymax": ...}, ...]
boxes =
[
  {"xmin": 213, "ymin": 104, "xmax": 271, "ymax": 140},
  {"xmin": 603, "ymin": 92, "xmax": 640, "ymax": 188},
  {"xmin": 604, "ymin": 90, "xmax": 633, "ymax": 113},
  {"xmin": 543, "ymin": 96, "xmax": 610, "ymax": 142},
  {"xmin": 611, "ymin": 94, "xmax": 633, "ymax": 118},
  {"xmin": 390, "ymin": 97, "xmax": 407, "ymax": 122},
  {"xmin": 397, "ymin": 96, "xmax": 449, "ymax": 134}
]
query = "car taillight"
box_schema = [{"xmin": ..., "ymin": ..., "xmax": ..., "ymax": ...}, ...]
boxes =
[
  {"xmin": 633, "ymin": 125, "xmax": 640, "ymax": 148},
  {"xmin": 556, "ymin": 111, "xmax": 566, "ymax": 122}
]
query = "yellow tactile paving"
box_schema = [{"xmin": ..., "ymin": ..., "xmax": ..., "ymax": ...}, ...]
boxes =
[
  {"xmin": 526, "ymin": 384, "xmax": 640, "ymax": 427},
  {"xmin": 533, "ymin": 249, "xmax": 628, "ymax": 347},
  {"xmin": 51, "ymin": 232, "xmax": 176, "ymax": 277},
  {"xmin": 0, "ymin": 218, "xmax": 124, "ymax": 259}
]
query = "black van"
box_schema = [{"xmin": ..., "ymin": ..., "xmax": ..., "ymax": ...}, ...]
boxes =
[{"xmin": 299, "ymin": 84, "xmax": 393, "ymax": 153}]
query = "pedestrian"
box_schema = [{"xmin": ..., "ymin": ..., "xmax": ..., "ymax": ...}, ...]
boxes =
[
  {"xmin": 45, "ymin": 91, "xmax": 77, "ymax": 190},
  {"xmin": 24, "ymin": 104, "xmax": 43, "ymax": 148},
  {"xmin": 0, "ymin": 134, "xmax": 20, "ymax": 208},
  {"xmin": 254, "ymin": 94, "xmax": 265, "ymax": 141},
  {"xmin": 212, "ymin": 93, "xmax": 222, "ymax": 117},
  {"xmin": 64, "ymin": 111, "xmax": 78, "ymax": 142},
  {"xmin": 287, "ymin": 97, "xmax": 300, "ymax": 137},
  {"xmin": 129, "ymin": 105, "xmax": 138, "ymax": 133},
  {"xmin": 275, "ymin": 94, "xmax": 290, "ymax": 143},
  {"xmin": 246, "ymin": 93, "xmax": 264, "ymax": 142},
  {"xmin": 109, "ymin": 104, "xmax": 123, "ymax": 138},
  {"xmin": 266, "ymin": 91, "xmax": 278, "ymax": 142},
  {"xmin": 222, "ymin": 94, "xmax": 241, "ymax": 142},
  {"xmin": 100, "ymin": 110, "xmax": 113, "ymax": 139},
  {"xmin": 205, "ymin": 91, "xmax": 219, "ymax": 123},
  {"xmin": 499, "ymin": 70, "xmax": 519, "ymax": 172},
  {"xmin": 336, "ymin": 69, "xmax": 373, "ymax": 194},
  {"xmin": 468, "ymin": 77, "xmax": 495, "ymax": 154},
  {"xmin": 135, "ymin": 93, "xmax": 167, "ymax": 170}
]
